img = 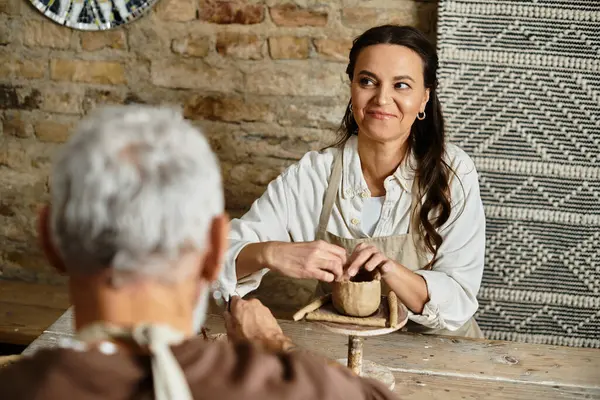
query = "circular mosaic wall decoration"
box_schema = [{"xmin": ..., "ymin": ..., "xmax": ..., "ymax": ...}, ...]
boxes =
[{"xmin": 29, "ymin": 0, "xmax": 160, "ymax": 30}]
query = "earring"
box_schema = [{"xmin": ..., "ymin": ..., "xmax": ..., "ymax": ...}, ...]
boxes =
[
  {"xmin": 348, "ymin": 101, "xmax": 353, "ymax": 112},
  {"xmin": 417, "ymin": 111, "xmax": 426, "ymax": 120}
]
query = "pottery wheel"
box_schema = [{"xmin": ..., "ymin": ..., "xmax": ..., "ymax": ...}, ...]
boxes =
[
  {"xmin": 310, "ymin": 297, "xmax": 408, "ymax": 391},
  {"xmin": 314, "ymin": 298, "xmax": 408, "ymax": 336}
]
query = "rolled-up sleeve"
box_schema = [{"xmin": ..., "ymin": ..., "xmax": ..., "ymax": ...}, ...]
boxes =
[
  {"xmin": 219, "ymin": 167, "xmax": 295, "ymax": 298},
  {"xmin": 410, "ymin": 163, "xmax": 486, "ymax": 331}
]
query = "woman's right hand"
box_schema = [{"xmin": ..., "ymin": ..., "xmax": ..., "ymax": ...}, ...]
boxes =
[{"xmin": 264, "ymin": 240, "xmax": 347, "ymax": 282}]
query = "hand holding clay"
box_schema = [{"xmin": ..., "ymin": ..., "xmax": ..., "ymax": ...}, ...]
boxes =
[
  {"xmin": 224, "ymin": 296, "xmax": 294, "ymax": 352},
  {"xmin": 266, "ymin": 240, "xmax": 347, "ymax": 282},
  {"xmin": 345, "ymin": 244, "xmax": 431, "ymax": 315},
  {"xmin": 345, "ymin": 242, "xmax": 397, "ymax": 279}
]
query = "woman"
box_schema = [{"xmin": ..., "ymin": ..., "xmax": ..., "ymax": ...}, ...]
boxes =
[{"xmin": 219, "ymin": 25, "xmax": 485, "ymax": 338}]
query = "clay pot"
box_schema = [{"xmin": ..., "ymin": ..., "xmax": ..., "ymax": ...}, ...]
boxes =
[{"xmin": 332, "ymin": 269, "xmax": 381, "ymax": 317}]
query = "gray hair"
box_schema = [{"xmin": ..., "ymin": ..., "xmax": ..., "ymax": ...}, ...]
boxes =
[{"xmin": 50, "ymin": 105, "xmax": 224, "ymax": 286}]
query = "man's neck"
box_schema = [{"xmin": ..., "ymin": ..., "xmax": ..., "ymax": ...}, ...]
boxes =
[{"xmin": 70, "ymin": 274, "xmax": 198, "ymax": 338}]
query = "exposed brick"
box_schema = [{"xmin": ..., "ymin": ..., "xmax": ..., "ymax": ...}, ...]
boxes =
[
  {"xmin": 0, "ymin": 61, "xmax": 10, "ymax": 79},
  {"xmin": 82, "ymin": 89, "xmax": 127, "ymax": 112},
  {"xmin": 5, "ymin": 251, "xmax": 51, "ymax": 273},
  {"xmin": 3, "ymin": 111, "xmax": 31, "ymax": 138},
  {"xmin": 17, "ymin": 87, "xmax": 42, "ymax": 110},
  {"xmin": 199, "ymin": 0, "xmax": 264, "ymax": 25},
  {"xmin": 50, "ymin": 59, "xmax": 126, "ymax": 85},
  {"xmin": 34, "ymin": 120, "xmax": 74, "ymax": 143},
  {"xmin": 276, "ymin": 99, "xmax": 346, "ymax": 129},
  {"xmin": 123, "ymin": 92, "xmax": 146, "ymax": 105},
  {"xmin": 245, "ymin": 63, "xmax": 344, "ymax": 96},
  {"xmin": 227, "ymin": 161, "xmax": 283, "ymax": 186},
  {"xmin": 41, "ymin": 88, "xmax": 83, "ymax": 114},
  {"xmin": 184, "ymin": 95, "xmax": 272, "ymax": 122},
  {"xmin": 0, "ymin": 203, "xmax": 15, "ymax": 217},
  {"xmin": 19, "ymin": 60, "xmax": 47, "ymax": 79},
  {"xmin": 23, "ymin": 20, "xmax": 72, "ymax": 49},
  {"xmin": 341, "ymin": 0, "xmax": 438, "ymax": 7},
  {"xmin": 127, "ymin": 22, "xmax": 172, "ymax": 56},
  {"xmin": 210, "ymin": 124, "xmax": 324, "ymax": 163},
  {"xmin": 313, "ymin": 38, "xmax": 351, "ymax": 62},
  {"xmin": 269, "ymin": 4, "xmax": 327, "ymax": 27},
  {"xmin": 171, "ymin": 35, "xmax": 210, "ymax": 57},
  {"xmin": 0, "ymin": 23, "xmax": 10, "ymax": 45},
  {"xmin": 0, "ymin": 85, "xmax": 19, "ymax": 109},
  {"xmin": 269, "ymin": 36, "xmax": 309, "ymax": 60},
  {"xmin": 0, "ymin": 58, "xmax": 47, "ymax": 80},
  {"xmin": 216, "ymin": 33, "xmax": 263, "ymax": 60},
  {"xmin": 81, "ymin": 30, "xmax": 127, "ymax": 51},
  {"xmin": 0, "ymin": 85, "xmax": 41, "ymax": 110},
  {"xmin": 0, "ymin": 0, "xmax": 22, "ymax": 15},
  {"xmin": 155, "ymin": 0, "xmax": 197, "ymax": 21},
  {"xmin": 124, "ymin": 59, "xmax": 151, "ymax": 88},
  {"xmin": 151, "ymin": 59, "xmax": 242, "ymax": 91},
  {"xmin": 341, "ymin": 5, "xmax": 422, "ymax": 30},
  {"xmin": 0, "ymin": 176, "xmax": 48, "ymax": 211},
  {"xmin": 0, "ymin": 137, "xmax": 27, "ymax": 169},
  {"xmin": 341, "ymin": 8, "xmax": 379, "ymax": 27}
]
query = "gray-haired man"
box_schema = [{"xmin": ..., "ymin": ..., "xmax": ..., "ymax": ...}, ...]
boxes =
[{"xmin": 0, "ymin": 105, "xmax": 395, "ymax": 400}]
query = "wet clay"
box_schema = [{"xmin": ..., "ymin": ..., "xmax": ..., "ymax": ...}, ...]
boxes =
[{"xmin": 332, "ymin": 269, "xmax": 381, "ymax": 317}]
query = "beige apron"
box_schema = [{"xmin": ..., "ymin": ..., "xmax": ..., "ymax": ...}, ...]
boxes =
[{"xmin": 315, "ymin": 149, "xmax": 483, "ymax": 339}]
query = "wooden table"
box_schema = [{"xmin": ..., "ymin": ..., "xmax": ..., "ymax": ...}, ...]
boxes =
[
  {"xmin": 24, "ymin": 308, "xmax": 600, "ymax": 399},
  {"xmin": 0, "ymin": 280, "xmax": 69, "ymax": 345}
]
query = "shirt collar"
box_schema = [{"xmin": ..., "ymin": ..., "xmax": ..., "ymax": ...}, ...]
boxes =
[
  {"xmin": 341, "ymin": 136, "xmax": 416, "ymax": 199},
  {"xmin": 342, "ymin": 136, "xmax": 368, "ymax": 199}
]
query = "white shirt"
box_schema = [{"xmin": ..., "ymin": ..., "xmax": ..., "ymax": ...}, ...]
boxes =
[
  {"xmin": 361, "ymin": 197, "xmax": 385, "ymax": 237},
  {"xmin": 219, "ymin": 136, "xmax": 486, "ymax": 331}
]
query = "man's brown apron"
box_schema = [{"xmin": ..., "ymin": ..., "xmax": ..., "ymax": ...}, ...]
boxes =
[{"xmin": 315, "ymin": 149, "xmax": 483, "ymax": 338}]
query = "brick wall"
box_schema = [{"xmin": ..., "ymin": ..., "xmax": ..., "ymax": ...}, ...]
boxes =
[{"xmin": 0, "ymin": 0, "xmax": 437, "ymax": 284}]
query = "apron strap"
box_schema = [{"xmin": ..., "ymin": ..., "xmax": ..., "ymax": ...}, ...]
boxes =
[
  {"xmin": 407, "ymin": 176, "xmax": 421, "ymax": 234},
  {"xmin": 76, "ymin": 322, "xmax": 193, "ymax": 400},
  {"xmin": 316, "ymin": 149, "xmax": 344, "ymax": 235}
]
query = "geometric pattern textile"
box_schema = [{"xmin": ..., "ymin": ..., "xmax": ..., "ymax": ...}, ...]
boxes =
[{"xmin": 437, "ymin": 0, "xmax": 600, "ymax": 347}]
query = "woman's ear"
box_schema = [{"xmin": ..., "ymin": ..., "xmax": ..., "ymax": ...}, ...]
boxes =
[
  {"xmin": 421, "ymin": 88, "xmax": 431, "ymax": 113},
  {"xmin": 38, "ymin": 205, "xmax": 67, "ymax": 274}
]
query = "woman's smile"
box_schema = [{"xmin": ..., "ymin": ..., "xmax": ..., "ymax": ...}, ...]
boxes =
[{"xmin": 365, "ymin": 109, "xmax": 397, "ymax": 120}]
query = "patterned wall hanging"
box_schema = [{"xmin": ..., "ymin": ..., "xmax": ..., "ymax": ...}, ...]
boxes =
[
  {"xmin": 29, "ymin": 0, "xmax": 159, "ymax": 30},
  {"xmin": 437, "ymin": 0, "xmax": 600, "ymax": 347}
]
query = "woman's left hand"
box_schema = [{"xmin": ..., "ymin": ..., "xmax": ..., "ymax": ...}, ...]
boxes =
[
  {"xmin": 345, "ymin": 242, "xmax": 396, "ymax": 278},
  {"xmin": 345, "ymin": 242, "xmax": 429, "ymax": 314}
]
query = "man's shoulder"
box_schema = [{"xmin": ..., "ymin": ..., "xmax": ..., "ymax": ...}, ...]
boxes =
[
  {"xmin": 0, "ymin": 345, "xmax": 149, "ymax": 399},
  {"xmin": 0, "ymin": 349, "xmax": 65, "ymax": 398},
  {"xmin": 178, "ymin": 337, "xmax": 396, "ymax": 400}
]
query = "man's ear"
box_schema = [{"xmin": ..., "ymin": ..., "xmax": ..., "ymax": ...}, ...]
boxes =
[
  {"xmin": 201, "ymin": 213, "xmax": 229, "ymax": 282},
  {"xmin": 38, "ymin": 205, "xmax": 67, "ymax": 274}
]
